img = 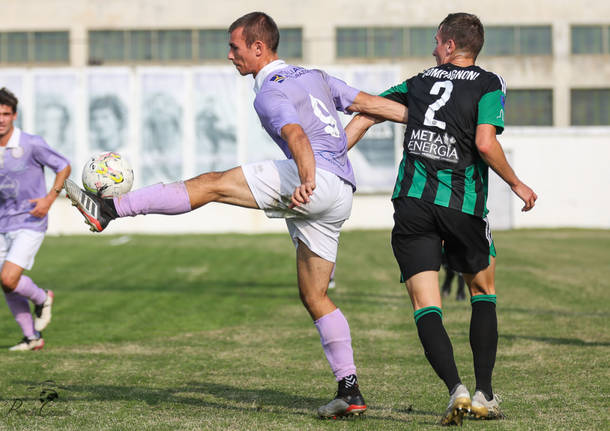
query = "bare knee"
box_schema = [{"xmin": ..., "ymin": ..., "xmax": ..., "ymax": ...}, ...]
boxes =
[
  {"xmin": 299, "ymin": 290, "xmax": 327, "ymax": 311},
  {"xmin": 464, "ymin": 258, "xmax": 496, "ymax": 297},
  {"xmin": 468, "ymin": 278, "xmax": 495, "ymax": 296},
  {"xmin": 185, "ymin": 172, "xmax": 225, "ymax": 208}
]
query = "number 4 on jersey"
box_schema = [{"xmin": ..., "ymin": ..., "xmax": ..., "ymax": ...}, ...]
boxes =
[{"xmin": 424, "ymin": 80, "xmax": 453, "ymax": 130}]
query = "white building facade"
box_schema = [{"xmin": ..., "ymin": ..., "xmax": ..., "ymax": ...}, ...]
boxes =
[{"xmin": 2, "ymin": 0, "xmax": 609, "ymax": 232}]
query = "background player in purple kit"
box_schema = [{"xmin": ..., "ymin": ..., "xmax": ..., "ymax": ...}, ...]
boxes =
[
  {"xmin": 65, "ymin": 12, "xmax": 405, "ymax": 417},
  {"xmin": 0, "ymin": 87, "xmax": 71, "ymax": 351}
]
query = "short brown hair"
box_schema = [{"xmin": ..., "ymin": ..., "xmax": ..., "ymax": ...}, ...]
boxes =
[
  {"xmin": 438, "ymin": 13, "xmax": 484, "ymax": 60},
  {"xmin": 229, "ymin": 12, "xmax": 280, "ymax": 52},
  {"xmin": 0, "ymin": 87, "xmax": 18, "ymax": 113}
]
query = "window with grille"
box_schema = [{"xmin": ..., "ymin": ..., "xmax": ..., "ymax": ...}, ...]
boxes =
[
  {"xmin": 0, "ymin": 31, "xmax": 69, "ymax": 64},
  {"xmin": 482, "ymin": 26, "xmax": 552, "ymax": 56},
  {"xmin": 278, "ymin": 28, "xmax": 303, "ymax": 59},
  {"xmin": 336, "ymin": 26, "xmax": 436, "ymax": 58},
  {"xmin": 88, "ymin": 27, "xmax": 302, "ymax": 64},
  {"xmin": 571, "ymin": 25, "xmax": 610, "ymax": 54},
  {"xmin": 571, "ymin": 89, "xmax": 610, "ymax": 125},
  {"xmin": 505, "ymin": 89, "xmax": 553, "ymax": 126}
]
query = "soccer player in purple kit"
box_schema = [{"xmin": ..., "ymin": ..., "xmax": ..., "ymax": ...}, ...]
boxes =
[
  {"xmin": 64, "ymin": 12, "xmax": 406, "ymax": 417},
  {"xmin": 0, "ymin": 87, "xmax": 71, "ymax": 351}
]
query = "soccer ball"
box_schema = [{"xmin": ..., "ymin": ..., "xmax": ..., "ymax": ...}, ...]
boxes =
[{"xmin": 82, "ymin": 152, "xmax": 134, "ymax": 198}]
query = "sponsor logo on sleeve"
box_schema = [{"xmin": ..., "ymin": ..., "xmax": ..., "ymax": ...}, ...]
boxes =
[{"xmin": 269, "ymin": 74, "xmax": 286, "ymax": 83}]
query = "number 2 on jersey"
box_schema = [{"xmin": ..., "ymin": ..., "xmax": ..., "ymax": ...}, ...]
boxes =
[
  {"xmin": 424, "ymin": 80, "xmax": 453, "ymax": 130},
  {"xmin": 309, "ymin": 94, "xmax": 340, "ymax": 137}
]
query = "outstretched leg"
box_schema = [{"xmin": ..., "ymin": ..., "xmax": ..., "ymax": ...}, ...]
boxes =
[{"xmin": 65, "ymin": 166, "xmax": 258, "ymax": 232}]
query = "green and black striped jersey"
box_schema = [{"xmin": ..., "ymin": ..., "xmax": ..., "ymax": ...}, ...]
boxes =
[{"xmin": 382, "ymin": 63, "xmax": 506, "ymax": 218}]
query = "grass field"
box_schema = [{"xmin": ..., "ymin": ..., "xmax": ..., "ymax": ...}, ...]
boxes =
[{"xmin": 0, "ymin": 229, "xmax": 608, "ymax": 430}]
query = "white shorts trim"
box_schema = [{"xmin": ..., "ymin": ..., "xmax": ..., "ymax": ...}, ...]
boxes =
[
  {"xmin": 242, "ymin": 159, "xmax": 353, "ymax": 262},
  {"xmin": 0, "ymin": 229, "xmax": 45, "ymax": 270}
]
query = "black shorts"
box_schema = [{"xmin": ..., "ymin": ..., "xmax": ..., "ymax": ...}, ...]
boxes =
[{"xmin": 391, "ymin": 197, "xmax": 496, "ymax": 281}]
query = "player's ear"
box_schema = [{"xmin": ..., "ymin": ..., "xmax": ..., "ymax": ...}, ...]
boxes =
[
  {"xmin": 253, "ymin": 40, "xmax": 264, "ymax": 55},
  {"xmin": 446, "ymin": 39, "xmax": 456, "ymax": 55}
]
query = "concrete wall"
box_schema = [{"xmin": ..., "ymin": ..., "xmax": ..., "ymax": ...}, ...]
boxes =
[
  {"xmin": 500, "ymin": 127, "xmax": 610, "ymax": 229},
  {"xmin": 5, "ymin": 0, "xmax": 610, "ymax": 127}
]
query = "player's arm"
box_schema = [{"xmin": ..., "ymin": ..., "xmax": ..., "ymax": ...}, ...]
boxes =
[
  {"xmin": 345, "ymin": 91, "xmax": 408, "ymax": 150},
  {"xmin": 281, "ymin": 123, "xmax": 316, "ymax": 207},
  {"xmin": 475, "ymin": 124, "xmax": 537, "ymax": 211},
  {"xmin": 345, "ymin": 113, "xmax": 380, "ymax": 151},
  {"xmin": 343, "ymin": 81, "xmax": 408, "ymax": 150},
  {"xmin": 324, "ymin": 72, "xmax": 406, "ymax": 123},
  {"xmin": 346, "ymin": 91, "xmax": 408, "ymax": 124},
  {"xmin": 29, "ymin": 164, "xmax": 72, "ymax": 218}
]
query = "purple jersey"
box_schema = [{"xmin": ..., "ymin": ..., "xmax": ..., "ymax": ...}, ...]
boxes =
[
  {"xmin": 0, "ymin": 128, "xmax": 70, "ymax": 232},
  {"xmin": 254, "ymin": 63, "xmax": 359, "ymax": 189}
]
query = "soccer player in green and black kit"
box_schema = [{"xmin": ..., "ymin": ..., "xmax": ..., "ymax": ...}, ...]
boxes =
[{"xmin": 345, "ymin": 13, "xmax": 537, "ymax": 425}]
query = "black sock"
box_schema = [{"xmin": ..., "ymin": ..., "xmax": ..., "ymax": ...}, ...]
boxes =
[
  {"xmin": 416, "ymin": 312, "xmax": 461, "ymax": 393},
  {"xmin": 470, "ymin": 300, "xmax": 497, "ymax": 399}
]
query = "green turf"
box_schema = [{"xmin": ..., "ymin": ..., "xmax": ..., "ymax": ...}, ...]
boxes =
[{"xmin": 0, "ymin": 229, "xmax": 608, "ymax": 430}]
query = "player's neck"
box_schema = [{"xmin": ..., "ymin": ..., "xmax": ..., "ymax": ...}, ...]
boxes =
[
  {"xmin": 446, "ymin": 53, "xmax": 475, "ymax": 68},
  {"xmin": 253, "ymin": 54, "xmax": 280, "ymax": 77}
]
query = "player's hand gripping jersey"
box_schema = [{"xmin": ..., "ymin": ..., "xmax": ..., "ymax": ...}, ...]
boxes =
[
  {"xmin": 382, "ymin": 63, "xmax": 506, "ymax": 218},
  {"xmin": 254, "ymin": 65, "xmax": 359, "ymax": 190}
]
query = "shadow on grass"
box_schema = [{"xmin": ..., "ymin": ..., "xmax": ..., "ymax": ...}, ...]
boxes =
[
  {"xmin": 23, "ymin": 381, "xmax": 326, "ymax": 409},
  {"xmin": 11, "ymin": 380, "xmax": 432, "ymax": 424},
  {"xmin": 501, "ymin": 333, "xmax": 610, "ymax": 347},
  {"xmin": 13, "ymin": 380, "xmax": 316, "ymax": 413}
]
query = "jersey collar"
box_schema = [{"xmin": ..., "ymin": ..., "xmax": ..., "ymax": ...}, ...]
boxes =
[
  {"xmin": 5, "ymin": 127, "xmax": 21, "ymax": 148},
  {"xmin": 254, "ymin": 59, "xmax": 287, "ymax": 94}
]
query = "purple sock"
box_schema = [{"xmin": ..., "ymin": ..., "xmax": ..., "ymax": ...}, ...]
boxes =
[
  {"xmin": 314, "ymin": 308, "xmax": 357, "ymax": 381},
  {"xmin": 114, "ymin": 182, "xmax": 191, "ymax": 217},
  {"xmin": 4, "ymin": 290, "xmax": 36, "ymax": 338},
  {"xmin": 14, "ymin": 275, "xmax": 46, "ymax": 305}
]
